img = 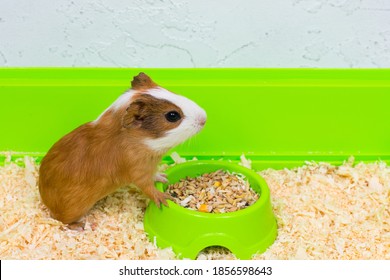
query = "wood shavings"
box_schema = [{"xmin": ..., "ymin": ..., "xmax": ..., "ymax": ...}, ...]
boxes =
[
  {"xmin": 166, "ymin": 170, "xmax": 259, "ymax": 213},
  {"xmin": 0, "ymin": 156, "xmax": 176, "ymax": 260},
  {"xmin": 239, "ymin": 154, "xmax": 252, "ymax": 169},
  {"xmin": 169, "ymin": 152, "xmax": 198, "ymax": 165},
  {"xmin": 170, "ymin": 152, "xmax": 187, "ymax": 164},
  {"xmin": 254, "ymin": 158, "xmax": 390, "ymax": 260},
  {"xmin": 1, "ymin": 154, "xmax": 389, "ymax": 260}
]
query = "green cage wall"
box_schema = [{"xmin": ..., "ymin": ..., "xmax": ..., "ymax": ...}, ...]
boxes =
[{"xmin": 1, "ymin": 68, "xmax": 389, "ymax": 169}]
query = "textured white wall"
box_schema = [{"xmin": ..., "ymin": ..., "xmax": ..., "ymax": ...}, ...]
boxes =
[{"xmin": 1, "ymin": 0, "xmax": 390, "ymax": 67}]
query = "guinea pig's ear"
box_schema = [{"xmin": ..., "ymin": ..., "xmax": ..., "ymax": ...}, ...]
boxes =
[
  {"xmin": 122, "ymin": 100, "xmax": 147, "ymax": 129},
  {"xmin": 131, "ymin": 72, "xmax": 157, "ymax": 90}
]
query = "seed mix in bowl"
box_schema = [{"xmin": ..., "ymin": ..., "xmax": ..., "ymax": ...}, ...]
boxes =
[{"xmin": 166, "ymin": 169, "xmax": 259, "ymax": 213}]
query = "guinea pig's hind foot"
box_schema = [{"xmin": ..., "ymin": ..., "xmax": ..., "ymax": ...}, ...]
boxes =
[{"xmin": 66, "ymin": 220, "xmax": 85, "ymax": 232}]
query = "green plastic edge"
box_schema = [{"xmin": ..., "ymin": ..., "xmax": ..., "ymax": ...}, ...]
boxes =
[
  {"xmin": 2, "ymin": 153, "xmax": 389, "ymax": 170},
  {"xmin": 1, "ymin": 68, "xmax": 389, "ymax": 169}
]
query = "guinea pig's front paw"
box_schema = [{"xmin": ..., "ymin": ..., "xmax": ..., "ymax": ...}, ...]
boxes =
[
  {"xmin": 152, "ymin": 191, "xmax": 173, "ymax": 208},
  {"xmin": 154, "ymin": 172, "xmax": 168, "ymax": 183}
]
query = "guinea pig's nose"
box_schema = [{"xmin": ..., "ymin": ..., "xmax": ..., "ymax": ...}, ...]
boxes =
[{"xmin": 198, "ymin": 115, "xmax": 207, "ymax": 126}]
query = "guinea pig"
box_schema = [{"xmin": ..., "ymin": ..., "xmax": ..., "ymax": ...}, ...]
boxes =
[{"xmin": 38, "ymin": 72, "xmax": 207, "ymax": 229}]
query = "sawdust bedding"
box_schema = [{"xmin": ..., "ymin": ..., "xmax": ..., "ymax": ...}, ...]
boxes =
[{"xmin": 0, "ymin": 152, "xmax": 389, "ymax": 260}]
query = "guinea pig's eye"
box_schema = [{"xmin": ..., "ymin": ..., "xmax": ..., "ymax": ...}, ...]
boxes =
[{"xmin": 165, "ymin": 111, "xmax": 181, "ymax": 122}]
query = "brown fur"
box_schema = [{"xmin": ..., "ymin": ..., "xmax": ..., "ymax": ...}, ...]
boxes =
[
  {"xmin": 38, "ymin": 73, "xmax": 183, "ymax": 225},
  {"xmin": 122, "ymin": 93, "xmax": 183, "ymax": 137}
]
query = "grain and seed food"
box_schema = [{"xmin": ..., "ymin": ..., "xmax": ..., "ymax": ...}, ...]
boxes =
[{"xmin": 166, "ymin": 170, "xmax": 259, "ymax": 213}]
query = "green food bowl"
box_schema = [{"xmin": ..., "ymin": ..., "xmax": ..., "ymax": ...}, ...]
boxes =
[{"xmin": 144, "ymin": 160, "xmax": 278, "ymax": 259}]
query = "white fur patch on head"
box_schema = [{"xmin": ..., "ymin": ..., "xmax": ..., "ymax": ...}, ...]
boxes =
[
  {"xmin": 143, "ymin": 87, "xmax": 207, "ymax": 153},
  {"xmin": 93, "ymin": 90, "xmax": 135, "ymax": 123},
  {"xmin": 111, "ymin": 90, "xmax": 135, "ymax": 111}
]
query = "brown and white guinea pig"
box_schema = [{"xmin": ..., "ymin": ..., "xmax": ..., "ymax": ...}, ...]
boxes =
[{"xmin": 38, "ymin": 72, "xmax": 206, "ymax": 227}]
